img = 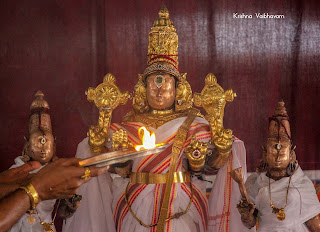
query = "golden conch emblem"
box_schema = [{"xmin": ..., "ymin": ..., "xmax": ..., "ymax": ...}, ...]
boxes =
[
  {"xmin": 86, "ymin": 73, "xmax": 129, "ymax": 109},
  {"xmin": 194, "ymin": 73, "xmax": 236, "ymax": 169},
  {"xmin": 194, "ymin": 73, "xmax": 236, "ymax": 136}
]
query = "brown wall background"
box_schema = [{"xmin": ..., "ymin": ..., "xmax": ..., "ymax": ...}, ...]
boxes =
[{"xmin": 1, "ymin": 0, "xmax": 320, "ymax": 173}]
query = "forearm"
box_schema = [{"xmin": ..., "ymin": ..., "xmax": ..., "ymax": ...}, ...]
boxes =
[
  {"xmin": 306, "ymin": 215, "xmax": 320, "ymax": 232},
  {"xmin": 206, "ymin": 149, "xmax": 229, "ymax": 170},
  {"xmin": 0, "ymin": 183, "xmax": 19, "ymax": 200},
  {"xmin": 0, "ymin": 189, "xmax": 32, "ymax": 232}
]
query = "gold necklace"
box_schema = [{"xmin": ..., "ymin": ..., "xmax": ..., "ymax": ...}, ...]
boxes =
[
  {"xmin": 268, "ymin": 175, "xmax": 292, "ymax": 221},
  {"xmin": 150, "ymin": 108, "xmax": 174, "ymax": 115},
  {"xmin": 27, "ymin": 199, "xmax": 60, "ymax": 232}
]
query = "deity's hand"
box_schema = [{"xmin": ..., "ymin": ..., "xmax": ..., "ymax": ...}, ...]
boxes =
[
  {"xmin": 88, "ymin": 108, "xmax": 112, "ymax": 154},
  {"xmin": 184, "ymin": 136, "xmax": 208, "ymax": 172},
  {"xmin": 30, "ymin": 158, "xmax": 109, "ymax": 201},
  {"xmin": 58, "ymin": 194, "xmax": 82, "ymax": 219},
  {"xmin": 237, "ymin": 199, "xmax": 257, "ymax": 229},
  {"xmin": 207, "ymin": 129, "xmax": 234, "ymax": 169}
]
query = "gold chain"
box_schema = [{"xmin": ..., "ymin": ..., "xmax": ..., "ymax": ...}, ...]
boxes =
[
  {"xmin": 28, "ymin": 199, "xmax": 61, "ymax": 232},
  {"xmin": 124, "ymin": 181, "xmax": 194, "ymax": 228},
  {"xmin": 268, "ymin": 175, "xmax": 292, "ymax": 221}
]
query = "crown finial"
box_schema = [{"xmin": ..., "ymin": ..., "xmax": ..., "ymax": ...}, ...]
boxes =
[
  {"xmin": 159, "ymin": 5, "xmax": 169, "ymax": 19},
  {"xmin": 30, "ymin": 90, "xmax": 50, "ymax": 110},
  {"xmin": 268, "ymin": 100, "xmax": 291, "ymax": 140},
  {"xmin": 273, "ymin": 99, "xmax": 288, "ymax": 117}
]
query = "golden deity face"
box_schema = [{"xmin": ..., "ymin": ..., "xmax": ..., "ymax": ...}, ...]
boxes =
[
  {"xmin": 146, "ymin": 72, "xmax": 176, "ymax": 110},
  {"xmin": 266, "ymin": 138, "xmax": 291, "ymax": 170},
  {"xmin": 27, "ymin": 130, "xmax": 55, "ymax": 164}
]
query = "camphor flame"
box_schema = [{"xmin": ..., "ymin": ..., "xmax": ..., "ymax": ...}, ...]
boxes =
[{"xmin": 134, "ymin": 127, "xmax": 156, "ymax": 151}]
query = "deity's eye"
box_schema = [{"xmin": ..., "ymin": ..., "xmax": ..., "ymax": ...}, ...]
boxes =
[
  {"xmin": 40, "ymin": 136, "xmax": 46, "ymax": 145},
  {"xmin": 154, "ymin": 75, "xmax": 165, "ymax": 88}
]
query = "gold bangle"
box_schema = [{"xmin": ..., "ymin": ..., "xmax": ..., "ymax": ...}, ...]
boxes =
[{"xmin": 19, "ymin": 183, "xmax": 39, "ymax": 209}]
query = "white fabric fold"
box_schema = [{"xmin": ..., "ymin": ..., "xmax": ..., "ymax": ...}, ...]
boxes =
[{"xmin": 246, "ymin": 167, "xmax": 320, "ymax": 232}]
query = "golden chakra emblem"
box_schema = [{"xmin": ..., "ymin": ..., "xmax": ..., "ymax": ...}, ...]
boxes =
[{"xmin": 86, "ymin": 73, "xmax": 129, "ymax": 109}]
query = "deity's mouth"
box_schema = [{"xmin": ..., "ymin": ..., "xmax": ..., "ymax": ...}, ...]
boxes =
[
  {"xmin": 155, "ymin": 97, "xmax": 163, "ymax": 102},
  {"xmin": 40, "ymin": 153, "xmax": 48, "ymax": 158}
]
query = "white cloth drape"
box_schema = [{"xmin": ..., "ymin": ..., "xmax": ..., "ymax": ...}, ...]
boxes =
[
  {"xmin": 63, "ymin": 117, "xmax": 249, "ymax": 232},
  {"xmin": 246, "ymin": 167, "xmax": 320, "ymax": 232}
]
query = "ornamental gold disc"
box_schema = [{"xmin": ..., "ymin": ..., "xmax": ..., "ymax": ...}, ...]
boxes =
[
  {"xmin": 27, "ymin": 215, "xmax": 35, "ymax": 224},
  {"xmin": 276, "ymin": 210, "xmax": 286, "ymax": 221},
  {"xmin": 42, "ymin": 222, "xmax": 54, "ymax": 232}
]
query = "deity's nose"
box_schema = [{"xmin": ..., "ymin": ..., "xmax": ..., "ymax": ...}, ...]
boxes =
[{"xmin": 156, "ymin": 88, "xmax": 162, "ymax": 97}]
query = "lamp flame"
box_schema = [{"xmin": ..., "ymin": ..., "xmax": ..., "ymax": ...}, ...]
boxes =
[{"xmin": 134, "ymin": 127, "xmax": 156, "ymax": 151}]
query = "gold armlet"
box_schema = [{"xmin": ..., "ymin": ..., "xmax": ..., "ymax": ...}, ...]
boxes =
[
  {"xmin": 19, "ymin": 183, "xmax": 39, "ymax": 210},
  {"xmin": 184, "ymin": 136, "xmax": 208, "ymax": 172}
]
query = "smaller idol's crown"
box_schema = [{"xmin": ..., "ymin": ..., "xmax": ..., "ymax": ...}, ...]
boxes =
[
  {"xmin": 268, "ymin": 100, "xmax": 291, "ymax": 142},
  {"xmin": 30, "ymin": 90, "xmax": 50, "ymax": 111},
  {"xmin": 29, "ymin": 90, "xmax": 52, "ymax": 134},
  {"xmin": 144, "ymin": 6, "xmax": 179, "ymax": 79}
]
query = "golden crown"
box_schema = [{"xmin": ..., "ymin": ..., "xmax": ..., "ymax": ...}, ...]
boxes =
[{"xmin": 143, "ymin": 6, "xmax": 180, "ymax": 79}]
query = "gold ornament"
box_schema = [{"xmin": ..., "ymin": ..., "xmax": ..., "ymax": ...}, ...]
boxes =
[
  {"xmin": 40, "ymin": 222, "xmax": 54, "ymax": 232},
  {"xmin": 175, "ymin": 73, "xmax": 193, "ymax": 111},
  {"xmin": 20, "ymin": 183, "xmax": 39, "ymax": 210},
  {"xmin": 269, "ymin": 175, "xmax": 292, "ymax": 221},
  {"xmin": 111, "ymin": 129, "xmax": 133, "ymax": 151},
  {"xmin": 86, "ymin": 74, "xmax": 130, "ymax": 154},
  {"xmin": 143, "ymin": 6, "xmax": 180, "ymax": 79},
  {"xmin": 86, "ymin": 73, "xmax": 129, "ymax": 110},
  {"xmin": 28, "ymin": 215, "xmax": 35, "ymax": 224},
  {"xmin": 277, "ymin": 209, "xmax": 286, "ymax": 221},
  {"xmin": 194, "ymin": 73, "xmax": 236, "ymax": 169},
  {"xmin": 132, "ymin": 74, "xmax": 149, "ymax": 113},
  {"xmin": 81, "ymin": 167, "xmax": 91, "ymax": 180},
  {"xmin": 184, "ymin": 135, "xmax": 208, "ymax": 171},
  {"xmin": 124, "ymin": 108, "xmax": 200, "ymax": 129}
]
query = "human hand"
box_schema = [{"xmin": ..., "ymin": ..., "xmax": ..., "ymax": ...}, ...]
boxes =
[
  {"xmin": 0, "ymin": 161, "xmax": 41, "ymax": 185},
  {"xmin": 30, "ymin": 158, "xmax": 109, "ymax": 201}
]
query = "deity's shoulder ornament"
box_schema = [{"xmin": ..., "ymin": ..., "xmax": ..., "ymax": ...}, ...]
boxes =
[{"xmin": 194, "ymin": 73, "xmax": 237, "ymax": 169}]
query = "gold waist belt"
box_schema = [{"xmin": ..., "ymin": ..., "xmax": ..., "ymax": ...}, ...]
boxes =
[{"xmin": 130, "ymin": 171, "xmax": 191, "ymax": 184}]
